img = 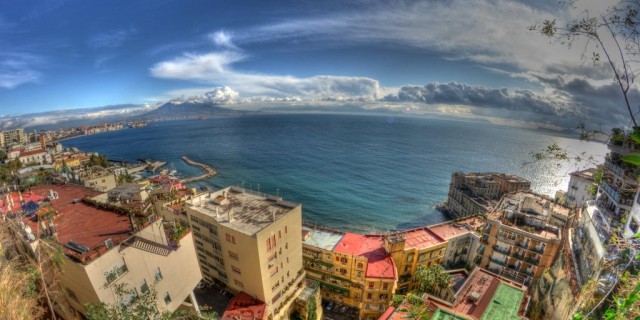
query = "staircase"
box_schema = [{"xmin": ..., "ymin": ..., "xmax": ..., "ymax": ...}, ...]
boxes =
[{"xmin": 120, "ymin": 236, "xmax": 175, "ymax": 256}]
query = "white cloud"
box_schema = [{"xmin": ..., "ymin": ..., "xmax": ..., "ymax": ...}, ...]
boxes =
[
  {"xmin": 0, "ymin": 53, "xmax": 42, "ymax": 89},
  {"xmin": 88, "ymin": 28, "xmax": 136, "ymax": 48},
  {"xmin": 150, "ymin": 34, "xmax": 382, "ymax": 100}
]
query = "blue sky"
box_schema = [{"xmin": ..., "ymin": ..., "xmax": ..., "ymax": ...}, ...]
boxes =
[{"xmin": 0, "ymin": 0, "xmax": 636, "ymax": 131}]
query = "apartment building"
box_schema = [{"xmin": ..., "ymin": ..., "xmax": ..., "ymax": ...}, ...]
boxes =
[
  {"xmin": 599, "ymin": 129, "xmax": 640, "ymax": 232},
  {"xmin": 4, "ymin": 184, "xmax": 201, "ymax": 319},
  {"xmin": 429, "ymin": 219, "xmax": 482, "ymax": 269},
  {"xmin": 476, "ymin": 192, "xmax": 571, "ymax": 286},
  {"xmin": 81, "ymin": 168, "xmax": 117, "ymax": 192},
  {"xmin": 301, "ymin": 226, "xmax": 397, "ymax": 320},
  {"xmin": 565, "ymin": 168, "xmax": 597, "ymax": 208},
  {"xmin": 445, "ymin": 172, "xmax": 530, "ymax": 219},
  {"xmin": 2, "ymin": 128, "xmax": 26, "ymax": 145},
  {"xmin": 385, "ymin": 227, "xmax": 447, "ymax": 294},
  {"xmin": 184, "ymin": 187, "xmax": 306, "ymax": 319}
]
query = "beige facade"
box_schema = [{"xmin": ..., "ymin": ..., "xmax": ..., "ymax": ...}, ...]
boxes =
[
  {"xmin": 5, "ymin": 184, "xmax": 201, "ymax": 320},
  {"xmin": 57, "ymin": 221, "xmax": 202, "ymax": 319},
  {"xmin": 476, "ymin": 192, "xmax": 570, "ymax": 286},
  {"xmin": 184, "ymin": 187, "xmax": 305, "ymax": 319},
  {"xmin": 82, "ymin": 170, "xmax": 117, "ymax": 192},
  {"xmin": 2, "ymin": 128, "xmax": 26, "ymax": 145}
]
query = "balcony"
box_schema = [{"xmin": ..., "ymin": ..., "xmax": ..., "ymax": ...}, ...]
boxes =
[
  {"xmin": 525, "ymin": 256, "xmax": 540, "ymax": 265},
  {"xmin": 493, "ymin": 245, "xmax": 510, "ymax": 255},
  {"xmin": 515, "ymin": 241, "xmax": 530, "ymax": 250},
  {"xmin": 497, "ymin": 235, "xmax": 516, "ymax": 245},
  {"xmin": 511, "ymin": 251, "xmax": 524, "ymax": 260},
  {"xmin": 533, "ymin": 246, "xmax": 545, "ymax": 254},
  {"xmin": 490, "ymin": 257, "xmax": 507, "ymax": 266}
]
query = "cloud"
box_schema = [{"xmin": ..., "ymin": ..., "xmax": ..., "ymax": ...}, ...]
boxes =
[
  {"xmin": 169, "ymin": 86, "xmax": 239, "ymax": 105},
  {"xmin": 209, "ymin": 31, "xmax": 238, "ymax": 50},
  {"xmin": 0, "ymin": 53, "xmax": 42, "ymax": 89},
  {"xmin": 0, "ymin": 104, "xmax": 156, "ymax": 129},
  {"xmin": 88, "ymin": 28, "xmax": 136, "ymax": 48},
  {"xmin": 150, "ymin": 33, "xmax": 381, "ymax": 100},
  {"xmin": 382, "ymin": 82, "xmax": 589, "ymax": 130}
]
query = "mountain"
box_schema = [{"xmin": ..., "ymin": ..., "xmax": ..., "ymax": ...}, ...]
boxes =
[{"xmin": 136, "ymin": 100, "xmax": 245, "ymax": 121}]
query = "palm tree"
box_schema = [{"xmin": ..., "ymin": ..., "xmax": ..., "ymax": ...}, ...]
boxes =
[{"xmin": 414, "ymin": 264, "xmax": 451, "ymax": 296}]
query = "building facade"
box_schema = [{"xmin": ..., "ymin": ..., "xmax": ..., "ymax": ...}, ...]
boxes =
[
  {"xmin": 184, "ymin": 187, "xmax": 306, "ymax": 319},
  {"xmin": 565, "ymin": 168, "xmax": 597, "ymax": 208},
  {"xmin": 476, "ymin": 192, "xmax": 570, "ymax": 286}
]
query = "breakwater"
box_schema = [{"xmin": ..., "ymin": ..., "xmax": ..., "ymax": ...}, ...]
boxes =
[{"xmin": 181, "ymin": 156, "xmax": 217, "ymax": 183}]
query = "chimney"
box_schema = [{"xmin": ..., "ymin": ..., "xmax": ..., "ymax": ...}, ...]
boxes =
[{"xmin": 271, "ymin": 211, "xmax": 276, "ymax": 222}]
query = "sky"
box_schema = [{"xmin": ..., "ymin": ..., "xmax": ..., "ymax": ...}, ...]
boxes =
[{"xmin": 0, "ymin": 0, "xmax": 637, "ymax": 131}]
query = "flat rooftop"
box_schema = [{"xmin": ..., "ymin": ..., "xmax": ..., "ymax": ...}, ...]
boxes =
[
  {"xmin": 488, "ymin": 192, "xmax": 569, "ymax": 239},
  {"xmin": 334, "ymin": 233, "xmax": 396, "ymax": 279},
  {"xmin": 302, "ymin": 226, "xmax": 344, "ymax": 251},
  {"xmin": 186, "ymin": 187, "xmax": 299, "ymax": 236},
  {"xmin": 429, "ymin": 222, "xmax": 476, "ymax": 240},
  {"xmin": 398, "ymin": 227, "xmax": 445, "ymax": 250},
  {"xmin": 222, "ymin": 291, "xmax": 266, "ymax": 320},
  {"xmin": 453, "ymin": 268, "xmax": 526, "ymax": 320},
  {"xmin": 570, "ymin": 167, "xmax": 597, "ymax": 181}
]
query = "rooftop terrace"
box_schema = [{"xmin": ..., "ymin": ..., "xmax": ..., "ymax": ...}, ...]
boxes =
[
  {"xmin": 488, "ymin": 192, "xmax": 570, "ymax": 240},
  {"xmin": 333, "ymin": 233, "xmax": 397, "ymax": 279},
  {"xmin": 398, "ymin": 227, "xmax": 445, "ymax": 250},
  {"xmin": 186, "ymin": 187, "xmax": 299, "ymax": 236},
  {"xmin": 302, "ymin": 226, "xmax": 344, "ymax": 251},
  {"xmin": 429, "ymin": 219, "xmax": 481, "ymax": 240}
]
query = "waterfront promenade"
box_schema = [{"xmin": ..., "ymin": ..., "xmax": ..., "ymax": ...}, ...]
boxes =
[{"xmin": 181, "ymin": 156, "xmax": 217, "ymax": 183}]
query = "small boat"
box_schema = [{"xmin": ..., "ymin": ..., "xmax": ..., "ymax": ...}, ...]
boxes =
[{"xmin": 200, "ymin": 186, "xmax": 209, "ymax": 191}]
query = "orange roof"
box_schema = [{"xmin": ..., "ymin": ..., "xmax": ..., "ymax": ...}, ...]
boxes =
[
  {"xmin": 334, "ymin": 233, "xmax": 397, "ymax": 279},
  {"xmin": 222, "ymin": 292, "xmax": 267, "ymax": 320},
  {"xmin": 24, "ymin": 185, "xmax": 133, "ymax": 262},
  {"xmin": 399, "ymin": 227, "xmax": 445, "ymax": 250},
  {"xmin": 429, "ymin": 223, "xmax": 474, "ymax": 241},
  {"xmin": 19, "ymin": 149, "xmax": 47, "ymax": 157}
]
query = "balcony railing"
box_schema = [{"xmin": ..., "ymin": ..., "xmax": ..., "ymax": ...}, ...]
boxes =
[
  {"xmin": 515, "ymin": 242, "xmax": 530, "ymax": 250},
  {"xmin": 493, "ymin": 245, "xmax": 510, "ymax": 255},
  {"xmin": 525, "ymin": 256, "xmax": 540, "ymax": 265},
  {"xmin": 511, "ymin": 251, "xmax": 524, "ymax": 260},
  {"xmin": 489, "ymin": 257, "xmax": 507, "ymax": 266},
  {"xmin": 533, "ymin": 246, "xmax": 545, "ymax": 254}
]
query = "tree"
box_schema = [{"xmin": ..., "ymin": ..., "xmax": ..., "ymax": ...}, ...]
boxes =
[
  {"xmin": 85, "ymin": 280, "xmax": 217, "ymax": 320},
  {"xmin": 414, "ymin": 264, "xmax": 451, "ymax": 296}
]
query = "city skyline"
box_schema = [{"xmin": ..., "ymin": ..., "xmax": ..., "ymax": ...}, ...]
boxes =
[{"xmin": 0, "ymin": 0, "xmax": 634, "ymax": 131}]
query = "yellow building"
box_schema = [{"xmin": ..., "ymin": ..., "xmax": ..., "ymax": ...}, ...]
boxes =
[
  {"xmin": 184, "ymin": 187, "xmax": 306, "ymax": 319},
  {"xmin": 385, "ymin": 227, "xmax": 447, "ymax": 294},
  {"xmin": 5, "ymin": 184, "xmax": 201, "ymax": 319},
  {"xmin": 302, "ymin": 226, "xmax": 397, "ymax": 320}
]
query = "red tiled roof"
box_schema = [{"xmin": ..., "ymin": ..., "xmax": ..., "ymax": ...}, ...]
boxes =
[
  {"xmin": 222, "ymin": 292, "xmax": 267, "ymax": 320},
  {"xmin": 399, "ymin": 227, "xmax": 445, "ymax": 250},
  {"xmin": 378, "ymin": 306, "xmax": 396, "ymax": 320},
  {"xmin": 19, "ymin": 149, "xmax": 47, "ymax": 157},
  {"xmin": 334, "ymin": 233, "xmax": 397, "ymax": 279},
  {"xmin": 25, "ymin": 185, "xmax": 133, "ymax": 256}
]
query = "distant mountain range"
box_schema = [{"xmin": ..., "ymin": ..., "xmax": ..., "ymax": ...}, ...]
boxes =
[{"xmin": 135, "ymin": 100, "xmax": 245, "ymax": 121}]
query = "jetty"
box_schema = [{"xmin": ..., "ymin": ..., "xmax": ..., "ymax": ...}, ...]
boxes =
[{"xmin": 181, "ymin": 156, "xmax": 217, "ymax": 183}]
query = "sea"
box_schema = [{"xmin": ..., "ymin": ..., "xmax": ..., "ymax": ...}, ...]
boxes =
[{"xmin": 63, "ymin": 113, "xmax": 607, "ymax": 233}]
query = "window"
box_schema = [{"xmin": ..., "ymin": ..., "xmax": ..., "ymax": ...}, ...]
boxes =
[
  {"xmin": 65, "ymin": 287, "xmax": 79, "ymax": 303},
  {"xmin": 357, "ymin": 262, "xmax": 364, "ymax": 269},
  {"xmin": 154, "ymin": 267, "xmax": 163, "ymax": 281},
  {"xmin": 120, "ymin": 288, "xmax": 138, "ymax": 306},
  {"xmin": 212, "ymin": 241, "xmax": 222, "ymax": 252},
  {"xmin": 406, "ymin": 254, "xmax": 414, "ymax": 263},
  {"xmin": 382, "ymin": 283, "xmax": 389, "ymax": 290},
  {"xmin": 232, "ymin": 266, "xmax": 241, "ymax": 274},
  {"xmin": 234, "ymin": 279, "xmax": 244, "ymax": 288},
  {"xmin": 229, "ymin": 251, "xmax": 239, "ymax": 261},
  {"xmin": 140, "ymin": 279, "xmax": 149, "ymax": 294},
  {"xmin": 225, "ymin": 233, "xmax": 236, "ymax": 244},
  {"xmin": 164, "ymin": 293, "xmax": 172, "ymax": 305},
  {"xmin": 367, "ymin": 293, "xmax": 373, "ymax": 300},
  {"xmin": 285, "ymin": 226, "xmax": 288, "ymax": 234},
  {"xmin": 368, "ymin": 282, "xmax": 374, "ymax": 289},
  {"xmin": 105, "ymin": 259, "xmax": 128, "ymax": 284},
  {"xmin": 340, "ymin": 257, "xmax": 347, "ymax": 264},
  {"xmin": 278, "ymin": 230, "xmax": 281, "ymax": 239}
]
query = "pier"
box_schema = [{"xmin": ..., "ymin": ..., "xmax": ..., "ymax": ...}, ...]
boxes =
[{"xmin": 181, "ymin": 156, "xmax": 217, "ymax": 183}]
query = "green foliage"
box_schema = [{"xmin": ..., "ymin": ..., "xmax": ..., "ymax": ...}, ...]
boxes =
[
  {"xmin": 414, "ymin": 264, "xmax": 451, "ymax": 296},
  {"xmin": 88, "ymin": 153, "xmax": 110, "ymax": 168},
  {"xmin": 85, "ymin": 281, "xmax": 215, "ymax": 320},
  {"xmin": 169, "ymin": 222, "xmax": 188, "ymax": 242},
  {"xmin": 391, "ymin": 294, "xmax": 405, "ymax": 307},
  {"xmin": 307, "ymin": 294, "xmax": 317, "ymax": 320}
]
